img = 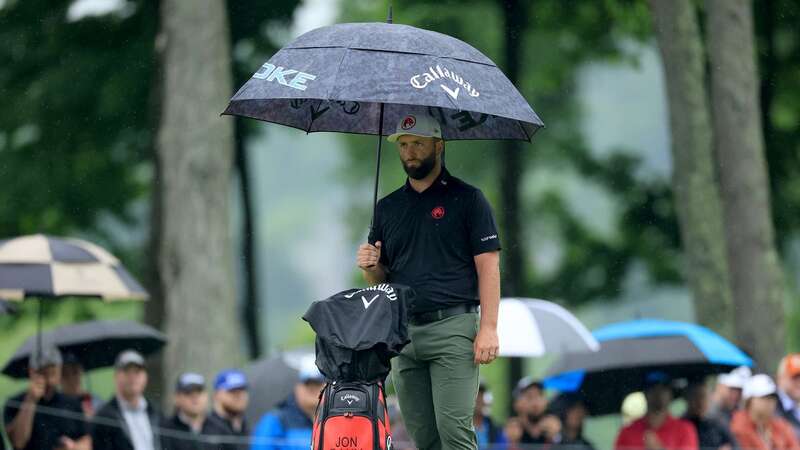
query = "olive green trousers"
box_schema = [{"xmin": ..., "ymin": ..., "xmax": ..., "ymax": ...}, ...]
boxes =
[{"xmin": 392, "ymin": 312, "xmax": 480, "ymax": 450}]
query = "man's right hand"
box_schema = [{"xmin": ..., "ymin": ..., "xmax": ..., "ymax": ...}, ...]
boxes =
[
  {"xmin": 27, "ymin": 374, "xmax": 45, "ymax": 402},
  {"xmin": 357, "ymin": 241, "xmax": 382, "ymax": 271}
]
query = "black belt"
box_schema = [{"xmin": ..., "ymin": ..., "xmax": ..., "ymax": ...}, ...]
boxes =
[{"xmin": 409, "ymin": 304, "xmax": 478, "ymax": 325}]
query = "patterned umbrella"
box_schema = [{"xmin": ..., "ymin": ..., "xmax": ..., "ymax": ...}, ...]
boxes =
[
  {"xmin": 0, "ymin": 234, "xmax": 148, "ymax": 367},
  {"xmin": 223, "ymin": 13, "xmax": 543, "ymax": 224},
  {"xmin": 0, "ymin": 234, "xmax": 147, "ymax": 301}
]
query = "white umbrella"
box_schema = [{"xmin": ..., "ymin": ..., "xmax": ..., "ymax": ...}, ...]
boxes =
[{"xmin": 498, "ymin": 298, "xmax": 599, "ymax": 357}]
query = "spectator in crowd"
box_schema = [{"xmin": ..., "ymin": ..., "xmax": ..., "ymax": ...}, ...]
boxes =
[
  {"xmin": 709, "ymin": 366, "xmax": 751, "ymax": 427},
  {"xmin": 250, "ymin": 358, "xmax": 326, "ymax": 450},
  {"xmin": 474, "ymin": 382, "xmax": 505, "ymax": 448},
  {"xmin": 511, "ymin": 377, "xmax": 559, "ymax": 444},
  {"xmin": 777, "ymin": 354, "xmax": 800, "ymax": 440},
  {"xmin": 683, "ymin": 380, "xmax": 738, "ymax": 450},
  {"xmin": 161, "ymin": 372, "xmax": 213, "ymax": 450},
  {"xmin": 503, "ymin": 417, "xmax": 525, "ymax": 450},
  {"xmin": 730, "ymin": 374, "xmax": 800, "ymax": 450},
  {"xmin": 60, "ymin": 352, "xmax": 102, "ymax": 418},
  {"xmin": 91, "ymin": 349, "xmax": 162, "ymax": 450},
  {"xmin": 206, "ymin": 369, "xmax": 250, "ymax": 450},
  {"xmin": 614, "ymin": 371, "xmax": 698, "ymax": 450},
  {"xmin": 3, "ymin": 345, "xmax": 90, "ymax": 450},
  {"xmin": 549, "ymin": 393, "xmax": 595, "ymax": 450}
]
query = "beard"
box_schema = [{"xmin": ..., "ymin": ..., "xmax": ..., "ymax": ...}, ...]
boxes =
[
  {"xmin": 402, "ymin": 151, "xmax": 437, "ymax": 180},
  {"xmin": 222, "ymin": 402, "xmax": 245, "ymax": 416}
]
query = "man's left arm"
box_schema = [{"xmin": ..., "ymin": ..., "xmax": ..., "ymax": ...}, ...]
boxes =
[{"xmin": 473, "ymin": 250, "xmax": 500, "ymax": 365}]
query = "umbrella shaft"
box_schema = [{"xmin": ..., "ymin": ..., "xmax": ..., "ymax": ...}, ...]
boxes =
[
  {"xmin": 37, "ymin": 298, "xmax": 43, "ymax": 368},
  {"xmin": 371, "ymin": 103, "xmax": 386, "ymax": 231}
]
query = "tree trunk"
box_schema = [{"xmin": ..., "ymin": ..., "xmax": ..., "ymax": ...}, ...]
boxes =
[
  {"xmin": 144, "ymin": 14, "xmax": 166, "ymax": 400},
  {"xmin": 234, "ymin": 121, "xmax": 263, "ymax": 358},
  {"xmin": 157, "ymin": 0, "xmax": 241, "ymax": 404},
  {"xmin": 706, "ymin": 0, "xmax": 786, "ymax": 370},
  {"xmin": 648, "ymin": 0, "xmax": 733, "ymax": 337},
  {"xmin": 498, "ymin": 0, "xmax": 528, "ymax": 407}
]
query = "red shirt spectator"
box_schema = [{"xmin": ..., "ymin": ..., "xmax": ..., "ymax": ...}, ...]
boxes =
[
  {"xmin": 615, "ymin": 415, "xmax": 699, "ymax": 450},
  {"xmin": 730, "ymin": 409, "xmax": 800, "ymax": 450}
]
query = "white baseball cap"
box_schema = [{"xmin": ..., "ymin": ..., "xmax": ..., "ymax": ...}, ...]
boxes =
[
  {"xmin": 743, "ymin": 374, "xmax": 777, "ymax": 400},
  {"xmin": 387, "ymin": 114, "xmax": 442, "ymax": 142},
  {"xmin": 718, "ymin": 366, "xmax": 752, "ymax": 389}
]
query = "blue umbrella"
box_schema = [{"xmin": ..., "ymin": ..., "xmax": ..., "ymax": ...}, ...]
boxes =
[{"xmin": 542, "ymin": 319, "xmax": 752, "ymax": 415}]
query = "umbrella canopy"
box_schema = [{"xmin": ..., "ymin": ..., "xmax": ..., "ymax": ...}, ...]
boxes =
[
  {"xmin": 224, "ymin": 19, "xmax": 543, "ymax": 224},
  {"xmin": 497, "ymin": 298, "xmax": 599, "ymax": 357},
  {"xmin": 543, "ymin": 319, "xmax": 753, "ymax": 415},
  {"xmin": 3, "ymin": 320, "xmax": 166, "ymax": 378},
  {"xmin": 224, "ymin": 22, "xmax": 543, "ymax": 140},
  {"xmin": 243, "ymin": 350, "xmax": 312, "ymax": 425},
  {"xmin": 0, "ymin": 234, "xmax": 148, "ymax": 301}
]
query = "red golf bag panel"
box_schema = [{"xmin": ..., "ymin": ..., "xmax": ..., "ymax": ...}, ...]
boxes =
[{"xmin": 312, "ymin": 381, "xmax": 392, "ymax": 450}]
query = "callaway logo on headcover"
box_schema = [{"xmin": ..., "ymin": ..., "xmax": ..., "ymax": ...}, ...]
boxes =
[
  {"xmin": 344, "ymin": 284, "xmax": 398, "ymax": 308},
  {"xmin": 340, "ymin": 393, "xmax": 360, "ymax": 405}
]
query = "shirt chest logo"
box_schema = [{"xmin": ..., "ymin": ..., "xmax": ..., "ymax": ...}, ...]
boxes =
[{"xmin": 431, "ymin": 206, "xmax": 446, "ymax": 219}]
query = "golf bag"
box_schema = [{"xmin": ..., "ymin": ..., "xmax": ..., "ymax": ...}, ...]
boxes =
[{"xmin": 311, "ymin": 381, "xmax": 392, "ymax": 450}]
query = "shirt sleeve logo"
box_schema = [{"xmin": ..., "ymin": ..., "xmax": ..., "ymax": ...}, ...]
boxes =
[{"xmin": 431, "ymin": 206, "xmax": 446, "ymax": 219}]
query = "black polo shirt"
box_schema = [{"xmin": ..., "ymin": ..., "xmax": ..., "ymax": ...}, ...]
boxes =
[
  {"xmin": 3, "ymin": 390, "xmax": 88, "ymax": 450},
  {"xmin": 368, "ymin": 168, "xmax": 501, "ymax": 313}
]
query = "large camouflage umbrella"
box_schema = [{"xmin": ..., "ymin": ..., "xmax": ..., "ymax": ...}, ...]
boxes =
[{"xmin": 223, "ymin": 15, "xmax": 543, "ymax": 222}]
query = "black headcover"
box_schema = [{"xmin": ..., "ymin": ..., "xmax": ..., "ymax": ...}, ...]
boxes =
[{"xmin": 302, "ymin": 284, "xmax": 414, "ymax": 382}]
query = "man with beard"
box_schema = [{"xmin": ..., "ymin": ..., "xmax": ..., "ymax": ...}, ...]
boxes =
[
  {"xmin": 205, "ymin": 369, "xmax": 249, "ymax": 450},
  {"xmin": 356, "ymin": 113, "xmax": 501, "ymax": 450},
  {"xmin": 615, "ymin": 372, "xmax": 698, "ymax": 450}
]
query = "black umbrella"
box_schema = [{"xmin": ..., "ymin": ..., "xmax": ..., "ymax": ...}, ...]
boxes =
[
  {"xmin": 542, "ymin": 319, "xmax": 753, "ymax": 415},
  {"xmin": 3, "ymin": 320, "xmax": 166, "ymax": 378},
  {"xmin": 223, "ymin": 11, "xmax": 543, "ymax": 224}
]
